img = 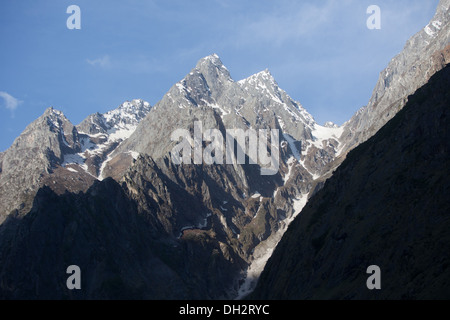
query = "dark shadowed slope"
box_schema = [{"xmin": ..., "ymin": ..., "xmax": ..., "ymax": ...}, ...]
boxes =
[
  {"xmin": 251, "ymin": 65, "xmax": 450, "ymax": 300},
  {"xmin": 0, "ymin": 178, "xmax": 241, "ymax": 299}
]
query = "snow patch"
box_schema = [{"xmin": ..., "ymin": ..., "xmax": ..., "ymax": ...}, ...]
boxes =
[
  {"xmin": 62, "ymin": 153, "xmax": 87, "ymax": 170},
  {"xmin": 283, "ymin": 134, "xmax": 301, "ymax": 161},
  {"xmin": 424, "ymin": 25, "xmax": 436, "ymax": 37},
  {"xmin": 236, "ymin": 193, "xmax": 308, "ymax": 299},
  {"xmin": 202, "ymin": 99, "xmax": 230, "ymax": 116},
  {"xmin": 251, "ymin": 192, "xmax": 261, "ymax": 199},
  {"xmin": 177, "ymin": 213, "xmax": 212, "ymax": 239},
  {"xmin": 129, "ymin": 151, "xmax": 139, "ymax": 160},
  {"xmin": 219, "ymin": 214, "xmax": 229, "ymax": 230},
  {"xmin": 98, "ymin": 153, "xmax": 113, "ymax": 181},
  {"xmin": 176, "ymin": 83, "xmax": 186, "ymax": 93},
  {"xmin": 283, "ymin": 157, "xmax": 296, "ymax": 183},
  {"xmin": 311, "ymin": 124, "xmax": 343, "ymax": 147},
  {"xmin": 432, "ymin": 20, "xmax": 442, "ymax": 30}
]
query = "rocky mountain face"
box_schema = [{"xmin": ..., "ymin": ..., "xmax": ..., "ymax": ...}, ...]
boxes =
[
  {"xmin": 76, "ymin": 99, "xmax": 151, "ymax": 177},
  {"xmin": 251, "ymin": 65, "xmax": 450, "ymax": 300},
  {"xmin": 0, "ymin": 179, "xmax": 243, "ymax": 299},
  {"xmin": 0, "ymin": 152, "xmax": 3, "ymax": 176},
  {"xmin": 0, "ymin": 55, "xmax": 343, "ymax": 298},
  {"xmin": 114, "ymin": 54, "xmax": 340, "ymax": 177},
  {"xmin": 0, "ymin": 108, "xmax": 79, "ymax": 223},
  {"xmin": 0, "ymin": 1, "xmax": 448, "ymax": 300},
  {"xmin": 341, "ymin": 0, "xmax": 450, "ymax": 152},
  {"xmin": 0, "ymin": 100, "xmax": 151, "ymax": 223},
  {"xmin": 106, "ymin": 53, "xmax": 345, "ymax": 296}
]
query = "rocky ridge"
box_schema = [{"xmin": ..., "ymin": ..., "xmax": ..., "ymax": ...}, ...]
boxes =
[
  {"xmin": 0, "ymin": 56, "xmax": 343, "ymax": 298},
  {"xmin": 341, "ymin": 0, "xmax": 450, "ymax": 151},
  {"xmin": 0, "ymin": 1, "xmax": 448, "ymax": 300},
  {"xmin": 251, "ymin": 64, "xmax": 450, "ymax": 300},
  {"xmin": 0, "ymin": 100, "xmax": 151, "ymax": 223}
]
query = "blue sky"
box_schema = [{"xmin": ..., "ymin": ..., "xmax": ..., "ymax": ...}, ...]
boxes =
[{"xmin": 0, "ymin": 0, "xmax": 439, "ymax": 151}]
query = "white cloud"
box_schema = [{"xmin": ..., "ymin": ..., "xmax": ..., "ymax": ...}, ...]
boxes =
[
  {"xmin": 215, "ymin": 0, "xmax": 230, "ymax": 8},
  {"xmin": 382, "ymin": 1, "xmax": 437, "ymax": 32},
  {"xmin": 0, "ymin": 91, "xmax": 22, "ymax": 115},
  {"xmin": 86, "ymin": 54, "xmax": 166, "ymax": 74},
  {"xmin": 233, "ymin": 0, "xmax": 340, "ymax": 47},
  {"xmin": 86, "ymin": 55, "xmax": 111, "ymax": 68}
]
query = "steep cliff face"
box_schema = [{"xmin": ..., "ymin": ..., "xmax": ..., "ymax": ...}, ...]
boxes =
[
  {"xmin": 0, "ymin": 55, "xmax": 341, "ymax": 300},
  {"xmin": 0, "ymin": 178, "xmax": 244, "ymax": 299},
  {"xmin": 0, "ymin": 100, "xmax": 151, "ymax": 223},
  {"xmin": 104, "ymin": 54, "xmax": 345, "ymax": 296},
  {"xmin": 0, "ymin": 108, "xmax": 79, "ymax": 222},
  {"xmin": 341, "ymin": 0, "xmax": 450, "ymax": 152},
  {"xmin": 113, "ymin": 54, "xmax": 341, "ymax": 180},
  {"xmin": 251, "ymin": 65, "xmax": 450, "ymax": 300},
  {"xmin": 0, "ymin": 54, "xmax": 343, "ymax": 298},
  {"xmin": 0, "ymin": 1, "xmax": 448, "ymax": 301}
]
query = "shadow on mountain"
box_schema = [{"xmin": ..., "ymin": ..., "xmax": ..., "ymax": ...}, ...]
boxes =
[
  {"xmin": 0, "ymin": 176, "xmax": 241, "ymax": 299},
  {"xmin": 250, "ymin": 65, "xmax": 450, "ymax": 300}
]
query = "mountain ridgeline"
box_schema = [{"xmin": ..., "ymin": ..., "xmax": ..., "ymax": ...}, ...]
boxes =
[
  {"xmin": 0, "ymin": 57, "xmax": 344, "ymax": 299},
  {"xmin": 0, "ymin": 0, "xmax": 449, "ymax": 300},
  {"xmin": 251, "ymin": 64, "xmax": 450, "ymax": 300}
]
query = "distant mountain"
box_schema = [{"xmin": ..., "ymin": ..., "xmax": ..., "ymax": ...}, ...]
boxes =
[
  {"xmin": 113, "ymin": 53, "xmax": 341, "ymax": 179},
  {"xmin": 0, "ymin": 100, "xmax": 151, "ymax": 223},
  {"xmin": 0, "ymin": 1, "xmax": 448, "ymax": 300},
  {"xmin": 71, "ymin": 99, "xmax": 151, "ymax": 179},
  {"xmin": 104, "ymin": 53, "xmax": 347, "ymax": 296},
  {"xmin": 250, "ymin": 65, "xmax": 450, "ymax": 300},
  {"xmin": 0, "ymin": 55, "xmax": 344, "ymax": 299}
]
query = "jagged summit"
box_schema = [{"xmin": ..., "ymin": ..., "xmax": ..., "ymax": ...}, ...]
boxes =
[
  {"xmin": 186, "ymin": 55, "xmax": 282, "ymax": 106},
  {"xmin": 77, "ymin": 99, "xmax": 151, "ymax": 135},
  {"xmin": 39, "ymin": 107, "xmax": 72, "ymax": 132},
  {"xmin": 238, "ymin": 68, "xmax": 277, "ymax": 88},
  {"xmin": 1, "ymin": 0, "xmax": 449, "ymax": 300},
  {"xmin": 43, "ymin": 106, "xmax": 64, "ymax": 116},
  {"xmin": 251, "ymin": 65, "xmax": 450, "ymax": 300},
  {"xmin": 113, "ymin": 50, "xmax": 342, "ymax": 190},
  {"xmin": 101, "ymin": 99, "xmax": 151, "ymax": 129},
  {"xmin": 195, "ymin": 53, "xmax": 226, "ymax": 69},
  {"xmin": 250, "ymin": 68, "xmax": 273, "ymax": 79},
  {"xmin": 341, "ymin": 0, "xmax": 450, "ymax": 151},
  {"xmin": 193, "ymin": 53, "xmax": 233, "ymax": 85},
  {"xmin": 0, "ymin": 98, "xmax": 152, "ymax": 220}
]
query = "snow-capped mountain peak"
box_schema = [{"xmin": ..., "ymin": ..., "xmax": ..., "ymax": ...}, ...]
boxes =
[
  {"xmin": 44, "ymin": 108, "xmax": 66, "ymax": 129},
  {"xmin": 324, "ymin": 121, "xmax": 339, "ymax": 128},
  {"xmin": 194, "ymin": 54, "xmax": 234, "ymax": 86},
  {"xmin": 56, "ymin": 99, "xmax": 152, "ymax": 178},
  {"xmin": 252, "ymin": 68, "xmax": 275, "ymax": 82},
  {"xmin": 196, "ymin": 53, "xmax": 227, "ymax": 70},
  {"xmin": 103, "ymin": 99, "xmax": 151, "ymax": 129},
  {"xmin": 238, "ymin": 69, "xmax": 276, "ymax": 86}
]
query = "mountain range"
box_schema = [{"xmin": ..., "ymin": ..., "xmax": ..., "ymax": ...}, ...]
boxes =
[
  {"xmin": 251, "ymin": 62, "xmax": 450, "ymax": 300},
  {"xmin": 0, "ymin": 0, "xmax": 449, "ymax": 300}
]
